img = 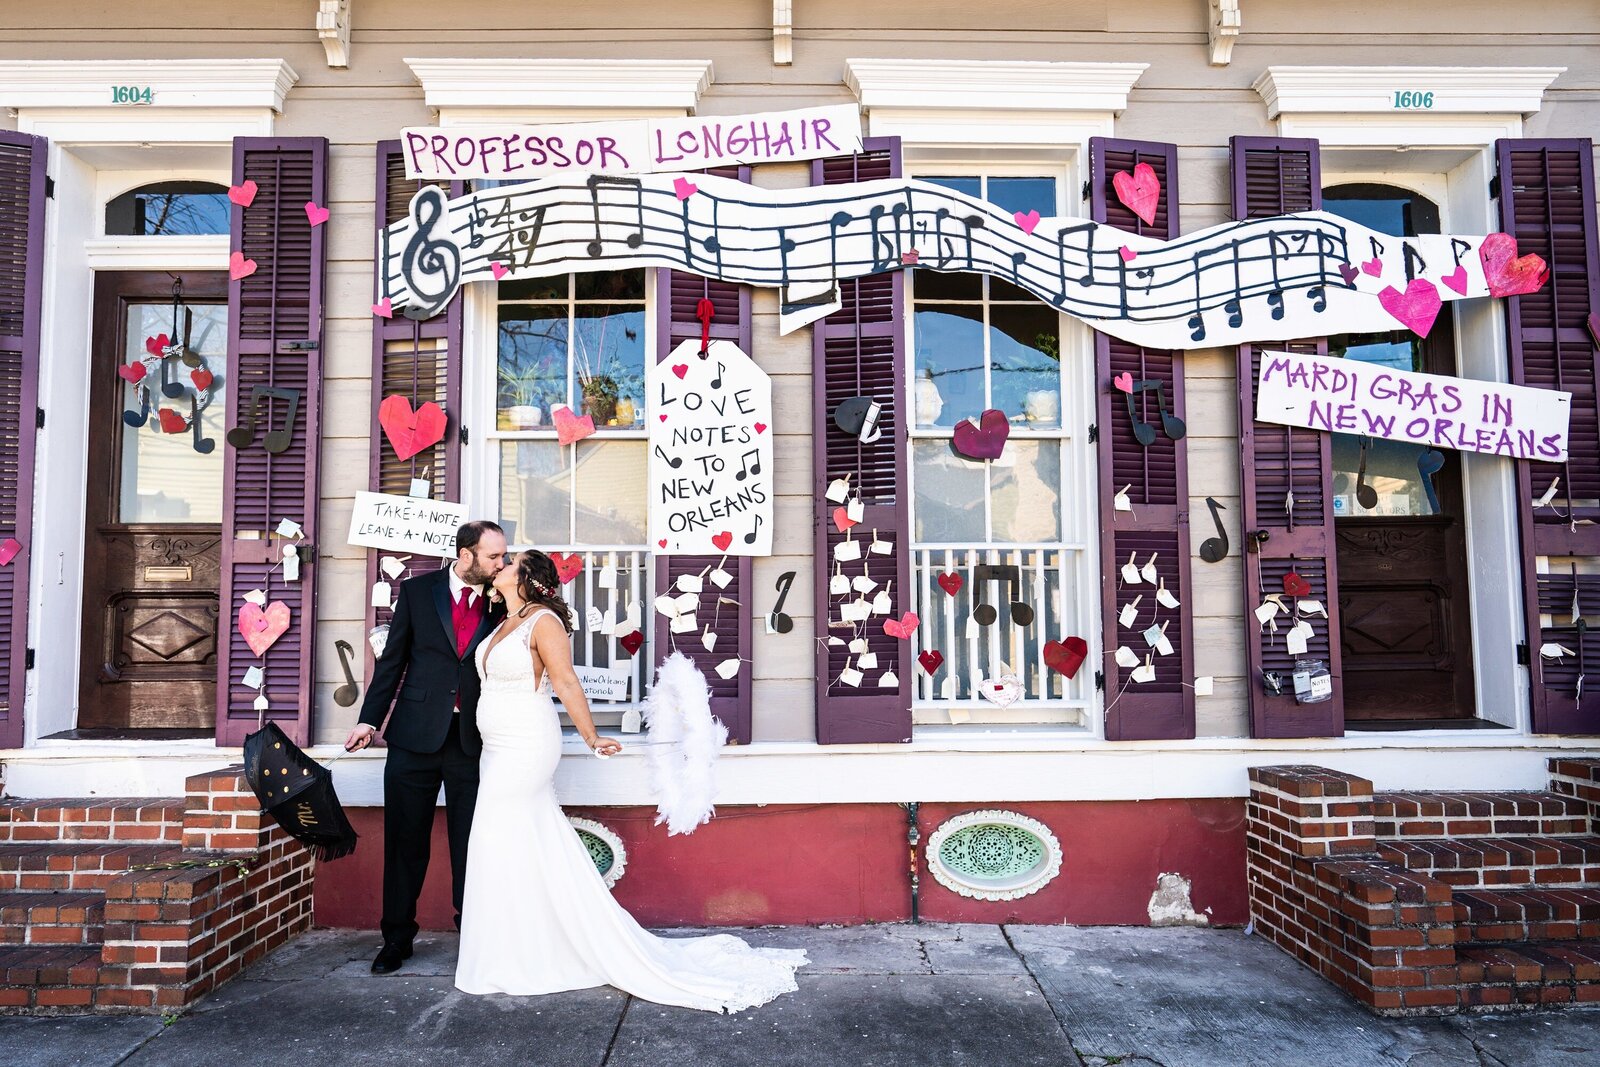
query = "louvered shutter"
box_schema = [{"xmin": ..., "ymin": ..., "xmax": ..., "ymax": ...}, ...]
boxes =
[
  {"xmin": 653, "ymin": 165, "xmax": 755, "ymax": 744},
  {"xmin": 1229, "ymin": 136, "xmax": 1344, "ymax": 738},
  {"xmin": 811, "ymin": 138, "xmax": 912, "ymax": 744},
  {"xmin": 364, "ymin": 142, "xmax": 466, "ymax": 697},
  {"xmin": 1089, "ymin": 138, "xmax": 1195, "ymax": 740},
  {"xmin": 217, "ymin": 138, "xmax": 328, "ymax": 747},
  {"xmin": 1497, "ymin": 138, "xmax": 1600, "ymax": 734},
  {"xmin": 0, "ymin": 132, "xmax": 46, "ymax": 748}
]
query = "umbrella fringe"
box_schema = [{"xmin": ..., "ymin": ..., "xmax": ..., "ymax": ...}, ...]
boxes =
[{"xmin": 311, "ymin": 834, "xmax": 360, "ymax": 863}]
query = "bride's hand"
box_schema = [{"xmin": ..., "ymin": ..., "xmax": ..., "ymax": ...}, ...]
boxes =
[{"xmin": 586, "ymin": 735, "xmax": 623, "ymax": 757}]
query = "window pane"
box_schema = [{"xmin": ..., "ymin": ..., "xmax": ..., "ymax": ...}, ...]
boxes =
[
  {"xmin": 573, "ymin": 303, "xmax": 646, "ymax": 427},
  {"xmin": 573, "ymin": 440, "xmax": 648, "ymax": 544},
  {"xmin": 986, "ymin": 177, "xmax": 1055, "ymax": 219},
  {"xmin": 923, "ymin": 176, "xmax": 982, "ymax": 199},
  {"xmin": 990, "ymin": 441, "xmax": 1061, "ymax": 542},
  {"xmin": 912, "ymin": 305, "xmax": 985, "ymax": 427},
  {"xmin": 498, "ymin": 275, "xmax": 568, "ymax": 301},
  {"xmin": 497, "ymin": 305, "xmax": 568, "ymax": 429},
  {"xmin": 576, "ymin": 269, "xmax": 646, "ymax": 301},
  {"xmin": 913, "ymin": 269, "xmax": 983, "ymax": 302},
  {"xmin": 989, "ymin": 303, "xmax": 1062, "ymax": 426},
  {"xmin": 913, "ymin": 440, "xmax": 985, "ymax": 542},
  {"xmin": 498, "ymin": 441, "xmax": 571, "ymax": 545},
  {"xmin": 105, "ymin": 182, "xmax": 230, "ymax": 236}
]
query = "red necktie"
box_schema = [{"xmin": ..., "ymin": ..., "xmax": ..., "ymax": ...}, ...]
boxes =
[{"xmin": 452, "ymin": 587, "xmax": 481, "ymax": 658}]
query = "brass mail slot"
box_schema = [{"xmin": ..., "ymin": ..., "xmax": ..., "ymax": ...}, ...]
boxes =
[{"xmin": 144, "ymin": 565, "xmax": 193, "ymax": 583}]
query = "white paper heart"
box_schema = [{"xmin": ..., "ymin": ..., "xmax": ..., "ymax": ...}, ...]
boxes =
[{"xmin": 979, "ymin": 674, "xmax": 1023, "ymax": 708}]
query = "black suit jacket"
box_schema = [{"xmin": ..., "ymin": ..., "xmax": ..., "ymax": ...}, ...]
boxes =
[{"xmin": 358, "ymin": 568, "xmax": 503, "ymax": 757}]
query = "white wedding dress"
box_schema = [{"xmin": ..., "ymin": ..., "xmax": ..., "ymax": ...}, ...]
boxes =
[{"xmin": 455, "ymin": 609, "xmax": 808, "ymax": 1012}]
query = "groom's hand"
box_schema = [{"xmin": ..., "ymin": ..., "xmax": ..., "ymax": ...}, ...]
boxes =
[{"xmin": 345, "ymin": 723, "xmax": 376, "ymax": 752}]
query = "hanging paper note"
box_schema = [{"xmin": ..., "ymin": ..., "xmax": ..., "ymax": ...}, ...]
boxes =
[
  {"xmin": 1113, "ymin": 485, "xmax": 1133, "ymax": 512},
  {"xmin": 849, "ymin": 637, "xmax": 868, "ymax": 654},
  {"xmin": 600, "ymin": 609, "xmax": 618, "ymax": 635},
  {"xmin": 371, "ymin": 581, "xmax": 393, "ymax": 608},
  {"xmin": 879, "ymin": 671, "xmax": 898, "ymax": 688},
  {"xmin": 1142, "ymin": 622, "xmax": 1164, "ymax": 648},
  {"xmin": 1286, "ymin": 626, "xmax": 1309, "ymax": 656},
  {"xmin": 715, "ymin": 658, "xmax": 742, "ymax": 680},
  {"xmin": 1115, "ymin": 645, "xmax": 1140, "ymax": 669},
  {"xmin": 870, "ymin": 533, "xmax": 892, "ymax": 555},
  {"xmin": 700, "ymin": 627, "xmax": 717, "ymax": 652},
  {"xmin": 676, "ymin": 573, "xmax": 704, "ymax": 594},
  {"xmin": 654, "ymin": 594, "xmax": 681, "ymax": 618},
  {"xmin": 826, "ymin": 475, "xmax": 852, "ymax": 504},
  {"xmin": 830, "ymin": 566, "xmax": 850, "ymax": 595},
  {"xmin": 846, "ymin": 498, "xmax": 864, "ymax": 524},
  {"xmin": 1131, "ymin": 657, "xmax": 1157, "ymax": 683},
  {"xmin": 1119, "ymin": 595, "xmax": 1142, "ymax": 629},
  {"xmin": 244, "ymin": 588, "xmax": 268, "ymax": 606},
  {"xmin": 283, "ymin": 543, "xmax": 301, "ymax": 583},
  {"xmin": 242, "ymin": 665, "xmax": 265, "ymax": 690},
  {"xmin": 380, "ymin": 556, "xmax": 407, "ymax": 580},
  {"xmin": 670, "ymin": 612, "xmax": 697, "ymax": 634},
  {"xmin": 1120, "ymin": 553, "xmax": 1142, "ymax": 585},
  {"xmin": 586, "ymin": 606, "xmax": 604, "ymax": 631},
  {"xmin": 254, "ymin": 693, "xmax": 270, "ymax": 712},
  {"xmin": 1194, "ymin": 676, "xmax": 1214, "ymax": 696},
  {"xmin": 871, "ymin": 589, "xmax": 892, "ymax": 614},
  {"xmin": 839, "ymin": 664, "xmax": 864, "ymax": 688},
  {"xmin": 1140, "ymin": 554, "xmax": 1158, "ymax": 584},
  {"xmin": 1298, "ymin": 599, "xmax": 1327, "ymax": 618},
  {"xmin": 859, "ymin": 652, "xmax": 879, "ymax": 670},
  {"xmin": 853, "ymin": 574, "xmax": 877, "ymax": 594},
  {"xmin": 709, "ymin": 564, "xmax": 732, "ymax": 588},
  {"xmin": 275, "ymin": 518, "xmax": 304, "ymax": 539},
  {"xmin": 620, "ymin": 708, "xmax": 643, "ymax": 733},
  {"xmin": 965, "ymin": 614, "xmax": 980, "ymax": 638},
  {"xmin": 840, "ymin": 599, "xmax": 871, "ymax": 622},
  {"xmin": 598, "ymin": 563, "xmax": 618, "ymax": 588},
  {"xmin": 1255, "ymin": 600, "xmax": 1282, "ymax": 627},
  {"xmin": 621, "ymin": 600, "xmax": 642, "ymax": 631},
  {"xmin": 1155, "ymin": 629, "xmax": 1175, "ymax": 657},
  {"xmin": 834, "ymin": 538, "xmax": 862, "ymax": 562},
  {"xmin": 673, "ymin": 590, "xmax": 701, "ymax": 614},
  {"xmin": 1156, "ymin": 581, "xmax": 1180, "ymax": 610}
]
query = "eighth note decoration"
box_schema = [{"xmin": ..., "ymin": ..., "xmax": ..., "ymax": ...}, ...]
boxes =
[{"xmin": 648, "ymin": 338, "xmax": 774, "ymax": 556}]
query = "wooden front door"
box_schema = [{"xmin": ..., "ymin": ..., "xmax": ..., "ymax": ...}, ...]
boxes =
[
  {"xmin": 1332, "ymin": 313, "xmax": 1476, "ymax": 721},
  {"xmin": 80, "ymin": 272, "xmax": 229, "ymax": 731}
]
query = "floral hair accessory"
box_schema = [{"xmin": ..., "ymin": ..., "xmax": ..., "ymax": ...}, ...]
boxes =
[{"xmin": 528, "ymin": 578, "xmax": 556, "ymax": 599}]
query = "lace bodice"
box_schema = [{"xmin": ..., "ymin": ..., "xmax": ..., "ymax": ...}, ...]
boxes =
[{"xmin": 476, "ymin": 609, "xmax": 555, "ymax": 695}]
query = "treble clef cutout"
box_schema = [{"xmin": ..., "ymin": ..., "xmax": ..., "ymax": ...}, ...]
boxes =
[
  {"xmin": 398, "ymin": 186, "xmax": 461, "ymax": 321},
  {"xmin": 1199, "ymin": 498, "xmax": 1230, "ymax": 563}
]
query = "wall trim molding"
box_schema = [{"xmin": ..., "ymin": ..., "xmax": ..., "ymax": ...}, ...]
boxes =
[
  {"xmin": 405, "ymin": 58, "xmax": 714, "ymax": 113},
  {"xmin": 1254, "ymin": 66, "xmax": 1564, "ymax": 120},
  {"xmin": 0, "ymin": 59, "xmax": 298, "ymax": 112},
  {"xmin": 845, "ymin": 59, "xmax": 1147, "ymax": 114}
]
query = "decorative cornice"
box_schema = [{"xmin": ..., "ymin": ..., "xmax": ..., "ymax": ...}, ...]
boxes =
[
  {"xmin": 1253, "ymin": 66, "xmax": 1565, "ymax": 118},
  {"xmin": 317, "ymin": 0, "xmax": 352, "ymax": 70},
  {"xmin": 0, "ymin": 59, "xmax": 299, "ymax": 111},
  {"xmin": 1208, "ymin": 0, "xmax": 1242, "ymax": 67},
  {"xmin": 845, "ymin": 59, "xmax": 1147, "ymax": 114},
  {"xmin": 404, "ymin": 58, "xmax": 715, "ymax": 112}
]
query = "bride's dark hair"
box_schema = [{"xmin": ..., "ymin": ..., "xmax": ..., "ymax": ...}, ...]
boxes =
[{"xmin": 512, "ymin": 550, "xmax": 574, "ymax": 633}]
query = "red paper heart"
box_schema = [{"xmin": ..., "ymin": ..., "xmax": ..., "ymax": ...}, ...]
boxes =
[
  {"xmin": 1112, "ymin": 162, "xmax": 1161, "ymax": 226},
  {"xmin": 229, "ymin": 251, "xmax": 257, "ymax": 281},
  {"xmin": 671, "ymin": 363, "xmax": 689, "ymax": 379},
  {"xmin": 238, "ymin": 600, "xmax": 291, "ymax": 656},
  {"xmin": 1044, "ymin": 637, "xmax": 1089, "ymax": 679},
  {"xmin": 145, "ymin": 333, "xmax": 170, "ymax": 358},
  {"xmin": 754, "ymin": 422, "xmax": 767, "ymax": 434},
  {"xmin": 1013, "ymin": 209, "xmax": 1041, "ymax": 235},
  {"xmin": 117, "ymin": 362, "xmax": 147, "ymax": 384},
  {"xmin": 883, "ymin": 612, "xmax": 920, "ymax": 640},
  {"xmin": 227, "ymin": 180, "xmax": 257, "ymax": 208},
  {"xmin": 1479, "ymin": 232, "xmax": 1549, "ymax": 297},
  {"xmin": 1283, "ymin": 572, "xmax": 1312, "ymax": 598},
  {"xmin": 190, "ymin": 368, "xmax": 214, "ymax": 391},
  {"xmin": 832, "ymin": 506, "xmax": 858, "ymax": 532},
  {"xmin": 1361, "ymin": 257, "xmax": 1383, "ymax": 277},
  {"xmin": 619, "ymin": 630, "xmax": 644, "ymax": 655},
  {"xmin": 711, "ymin": 530, "xmax": 733, "ymax": 552},
  {"xmin": 936, "ymin": 572, "xmax": 963, "ymax": 596},
  {"xmin": 552, "ymin": 405, "xmax": 596, "ymax": 445},
  {"xmin": 658, "ymin": 539, "xmax": 668, "ymax": 548},
  {"xmin": 549, "ymin": 551, "xmax": 584, "ymax": 584},
  {"xmin": 1112, "ymin": 372, "xmax": 1134, "ymax": 393},
  {"xmin": 917, "ymin": 649, "xmax": 944, "ymax": 675},
  {"xmin": 157, "ymin": 407, "xmax": 187, "ymax": 434},
  {"xmin": 304, "ymin": 201, "xmax": 330, "ymax": 226},
  {"xmin": 951, "ymin": 409, "xmax": 1010, "ymax": 460},
  {"xmin": 378, "ymin": 394, "xmax": 448, "ymax": 461},
  {"xmin": 1378, "ymin": 279, "xmax": 1442, "ymax": 338},
  {"xmin": 1441, "ymin": 265, "xmax": 1469, "ymax": 295}
]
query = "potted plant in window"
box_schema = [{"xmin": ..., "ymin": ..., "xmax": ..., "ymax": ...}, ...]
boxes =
[
  {"xmin": 497, "ymin": 364, "xmax": 545, "ymax": 429},
  {"xmin": 576, "ymin": 351, "xmax": 622, "ymax": 424}
]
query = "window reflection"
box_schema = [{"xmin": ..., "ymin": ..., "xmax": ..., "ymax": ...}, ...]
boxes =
[{"xmin": 105, "ymin": 182, "xmax": 230, "ymax": 237}]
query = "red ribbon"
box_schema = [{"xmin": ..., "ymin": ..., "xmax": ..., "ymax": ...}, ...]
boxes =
[{"xmin": 695, "ymin": 298, "xmax": 714, "ymax": 356}]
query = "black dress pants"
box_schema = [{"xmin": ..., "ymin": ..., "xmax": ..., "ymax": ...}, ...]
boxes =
[{"xmin": 380, "ymin": 716, "xmax": 479, "ymax": 947}]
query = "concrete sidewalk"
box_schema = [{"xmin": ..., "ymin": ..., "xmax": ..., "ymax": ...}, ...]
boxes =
[{"xmin": 1, "ymin": 924, "xmax": 1596, "ymax": 1066}]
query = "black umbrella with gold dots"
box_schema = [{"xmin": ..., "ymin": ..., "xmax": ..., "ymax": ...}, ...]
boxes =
[{"xmin": 242, "ymin": 721, "xmax": 360, "ymax": 861}]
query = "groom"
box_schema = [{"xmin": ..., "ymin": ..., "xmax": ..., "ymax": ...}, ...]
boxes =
[{"xmin": 346, "ymin": 520, "xmax": 508, "ymax": 974}]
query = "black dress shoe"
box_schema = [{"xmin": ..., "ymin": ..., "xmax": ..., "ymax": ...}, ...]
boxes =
[{"xmin": 371, "ymin": 942, "xmax": 413, "ymax": 974}]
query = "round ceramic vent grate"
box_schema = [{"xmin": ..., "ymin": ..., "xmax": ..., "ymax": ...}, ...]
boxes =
[
  {"xmin": 567, "ymin": 817, "xmax": 628, "ymax": 888},
  {"xmin": 927, "ymin": 810, "xmax": 1062, "ymax": 901}
]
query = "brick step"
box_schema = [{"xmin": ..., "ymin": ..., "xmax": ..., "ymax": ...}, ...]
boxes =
[
  {"xmin": 0, "ymin": 892, "xmax": 105, "ymax": 947},
  {"xmin": 1456, "ymin": 941, "xmax": 1600, "ymax": 1008},
  {"xmin": 1454, "ymin": 887, "xmax": 1600, "ymax": 945},
  {"xmin": 1374, "ymin": 790, "xmax": 1590, "ymax": 840},
  {"xmin": 0, "ymin": 798, "xmax": 185, "ymax": 845},
  {"xmin": 0, "ymin": 844, "xmax": 183, "ymax": 894},
  {"xmin": 0, "ymin": 945, "xmax": 105, "ymax": 1013},
  {"xmin": 1377, "ymin": 835, "xmax": 1600, "ymax": 889}
]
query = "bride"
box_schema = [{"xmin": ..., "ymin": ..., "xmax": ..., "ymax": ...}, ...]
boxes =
[{"xmin": 455, "ymin": 549, "xmax": 808, "ymax": 1012}]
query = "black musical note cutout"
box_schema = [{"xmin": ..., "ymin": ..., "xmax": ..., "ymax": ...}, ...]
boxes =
[
  {"xmin": 1418, "ymin": 449, "xmax": 1445, "ymax": 514},
  {"xmin": 869, "ymin": 197, "xmax": 912, "ymax": 271},
  {"xmin": 653, "ymin": 444, "xmax": 683, "ymax": 469},
  {"xmin": 122, "ymin": 385, "xmax": 151, "ymax": 428},
  {"xmin": 1222, "ymin": 240, "xmax": 1245, "ymax": 329},
  {"xmin": 1124, "ymin": 382, "xmax": 1158, "ymax": 447},
  {"xmin": 177, "ymin": 306, "xmax": 200, "ymax": 367},
  {"xmin": 333, "ymin": 639, "xmax": 361, "ymax": 707},
  {"xmin": 972, "ymin": 564, "xmax": 1035, "ymax": 627},
  {"xmin": 743, "ymin": 514, "xmax": 764, "ymax": 545},
  {"xmin": 487, "ymin": 197, "xmax": 548, "ymax": 272},
  {"xmin": 585, "ymin": 174, "xmax": 645, "ymax": 258},
  {"xmin": 768, "ymin": 571, "xmax": 796, "ymax": 634},
  {"xmin": 190, "ymin": 396, "xmax": 214, "ymax": 455},
  {"xmin": 710, "ymin": 362, "xmax": 724, "ymax": 389},
  {"xmin": 1404, "ymin": 244, "xmax": 1428, "ymax": 283},
  {"xmin": 1369, "ymin": 235, "xmax": 1386, "ymax": 262},
  {"xmin": 399, "ymin": 185, "xmax": 461, "ymax": 320},
  {"xmin": 1199, "ymin": 498, "xmax": 1230, "ymax": 563},
  {"xmin": 1151, "ymin": 380, "xmax": 1185, "ymax": 441},
  {"xmin": 1355, "ymin": 435, "xmax": 1377, "ymax": 509},
  {"xmin": 734, "ymin": 448, "xmax": 762, "ymax": 481},
  {"xmin": 931, "ymin": 208, "xmax": 986, "ymax": 272},
  {"xmin": 159, "ymin": 355, "xmax": 185, "ymax": 399},
  {"xmin": 1450, "ymin": 238, "xmax": 1472, "ymax": 269},
  {"xmin": 226, "ymin": 385, "xmax": 301, "ymax": 454}
]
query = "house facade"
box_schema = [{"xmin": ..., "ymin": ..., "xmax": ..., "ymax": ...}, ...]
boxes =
[{"xmin": 1, "ymin": 1, "xmax": 1598, "ymax": 945}]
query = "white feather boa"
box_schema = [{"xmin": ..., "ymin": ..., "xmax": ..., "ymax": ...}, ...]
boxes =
[{"xmin": 641, "ymin": 651, "xmax": 728, "ymax": 835}]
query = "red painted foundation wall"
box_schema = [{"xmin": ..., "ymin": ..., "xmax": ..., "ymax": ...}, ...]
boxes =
[{"xmin": 313, "ymin": 798, "xmax": 1247, "ymax": 929}]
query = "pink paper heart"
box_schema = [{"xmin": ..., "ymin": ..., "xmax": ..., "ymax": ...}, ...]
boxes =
[
  {"xmin": 901, "ymin": 250, "xmax": 919, "ymax": 265},
  {"xmin": 1118, "ymin": 245, "xmax": 1137, "ymax": 263},
  {"xmin": 552, "ymin": 405, "xmax": 596, "ymax": 446},
  {"xmin": 238, "ymin": 600, "xmax": 291, "ymax": 657},
  {"xmin": 548, "ymin": 551, "xmax": 584, "ymax": 584},
  {"xmin": 490, "ymin": 261, "xmax": 509, "ymax": 280},
  {"xmin": 671, "ymin": 363, "xmax": 689, "ymax": 379},
  {"xmin": 1440, "ymin": 265, "xmax": 1468, "ymax": 295},
  {"xmin": 753, "ymin": 422, "xmax": 767, "ymax": 434},
  {"xmin": 673, "ymin": 177, "xmax": 698, "ymax": 200},
  {"xmin": 117, "ymin": 362, "xmax": 147, "ymax": 384},
  {"xmin": 378, "ymin": 394, "xmax": 448, "ymax": 461},
  {"xmin": 1013, "ymin": 210, "xmax": 1041, "ymax": 235},
  {"xmin": 1479, "ymin": 232, "xmax": 1549, "ymax": 297},
  {"xmin": 1338, "ymin": 262, "xmax": 1360, "ymax": 286},
  {"xmin": 229, "ymin": 251, "xmax": 257, "ymax": 281},
  {"xmin": 1361, "ymin": 257, "xmax": 1383, "ymax": 277},
  {"xmin": 227, "ymin": 180, "xmax": 257, "ymax": 208},
  {"xmin": 951, "ymin": 408, "xmax": 1010, "ymax": 461},
  {"xmin": 658, "ymin": 414, "xmax": 668, "ymax": 422},
  {"xmin": 711, "ymin": 530, "xmax": 733, "ymax": 552},
  {"xmin": 1111, "ymin": 162, "xmax": 1161, "ymax": 226},
  {"xmin": 372, "ymin": 297, "xmax": 393, "ymax": 318},
  {"xmin": 0, "ymin": 537, "xmax": 20, "ymax": 567},
  {"xmin": 303, "ymin": 201, "xmax": 329, "ymax": 227},
  {"xmin": 883, "ymin": 612, "xmax": 920, "ymax": 640},
  {"xmin": 1378, "ymin": 279, "xmax": 1442, "ymax": 338},
  {"xmin": 1112, "ymin": 372, "xmax": 1133, "ymax": 393},
  {"xmin": 832, "ymin": 506, "xmax": 858, "ymax": 533}
]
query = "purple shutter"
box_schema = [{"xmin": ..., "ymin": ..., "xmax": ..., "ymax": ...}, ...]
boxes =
[
  {"xmin": 653, "ymin": 165, "xmax": 755, "ymax": 744},
  {"xmin": 1496, "ymin": 139, "xmax": 1600, "ymax": 733},
  {"xmin": 217, "ymin": 138, "xmax": 328, "ymax": 747},
  {"xmin": 0, "ymin": 131, "xmax": 46, "ymax": 748},
  {"xmin": 1089, "ymin": 138, "xmax": 1195, "ymax": 739},
  {"xmin": 1229, "ymin": 136, "xmax": 1344, "ymax": 738},
  {"xmin": 364, "ymin": 142, "xmax": 466, "ymax": 691},
  {"xmin": 811, "ymin": 138, "xmax": 912, "ymax": 744}
]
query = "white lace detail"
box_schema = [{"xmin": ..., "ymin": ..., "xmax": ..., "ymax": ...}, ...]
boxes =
[{"xmin": 477, "ymin": 609, "xmax": 554, "ymax": 694}]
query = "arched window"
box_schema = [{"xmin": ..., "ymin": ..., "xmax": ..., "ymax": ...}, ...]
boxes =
[{"xmin": 105, "ymin": 181, "xmax": 230, "ymax": 236}]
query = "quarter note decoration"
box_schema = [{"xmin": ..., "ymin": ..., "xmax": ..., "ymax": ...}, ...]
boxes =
[
  {"xmin": 1355, "ymin": 436, "xmax": 1378, "ymax": 510},
  {"xmin": 227, "ymin": 386, "xmax": 301, "ymax": 454},
  {"xmin": 1198, "ymin": 497, "xmax": 1230, "ymax": 564},
  {"xmin": 833, "ymin": 396, "xmax": 884, "ymax": 444},
  {"xmin": 1122, "ymin": 379, "xmax": 1187, "ymax": 445},
  {"xmin": 333, "ymin": 640, "xmax": 361, "ymax": 707},
  {"xmin": 190, "ymin": 396, "xmax": 215, "ymax": 454},
  {"xmin": 1417, "ymin": 449, "xmax": 1445, "ymax": 514},
  {"xmin": 972, "ymin": 564, "xmax": 1035, "ymax": 627},
  {"xmin": 768, "ymin": 570, "xmax": 796, "ymax": 634},
  {"xmin": 743, "ymin": 515, "xmax": 764, "ymax": 545}
]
